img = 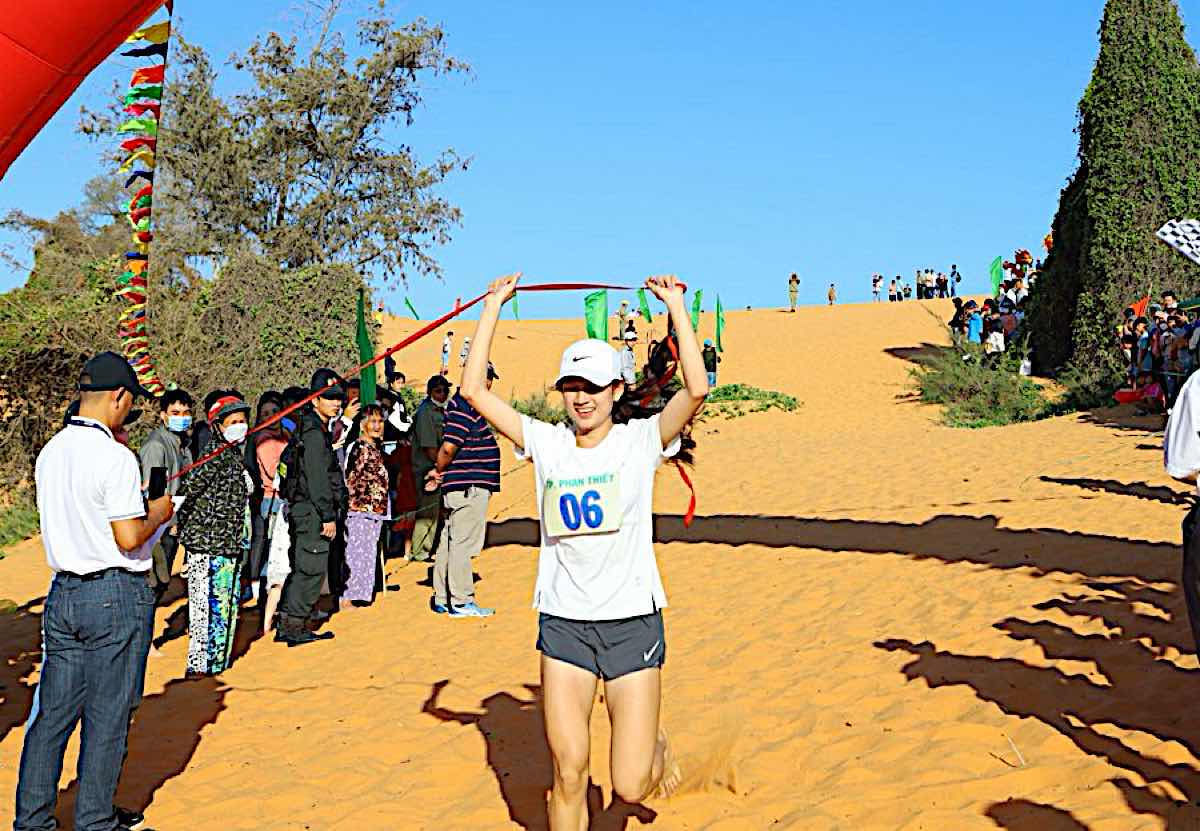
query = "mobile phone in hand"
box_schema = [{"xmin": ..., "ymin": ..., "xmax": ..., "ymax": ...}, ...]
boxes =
[{"xmin": 148, "ymin": 467, "xmax": 167, "ymax": 500}]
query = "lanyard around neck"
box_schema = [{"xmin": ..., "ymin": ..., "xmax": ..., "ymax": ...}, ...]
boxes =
[{"xmin": 68, "ymin": 418, "xmax": 113, "ymax": 439}]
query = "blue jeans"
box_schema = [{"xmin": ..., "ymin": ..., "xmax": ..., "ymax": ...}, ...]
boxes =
[
  {"xmin": 707, "ymin": 371, "xmax": 718, "ymax": 387},
  {"xmin": 14, "ymin": 568, "xmax": 155, "ymax": 831}
]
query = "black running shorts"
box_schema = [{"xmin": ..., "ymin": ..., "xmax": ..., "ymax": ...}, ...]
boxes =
[{"xmin": 537, "ymin": 611, "xmax": 666, "ymax": 681}]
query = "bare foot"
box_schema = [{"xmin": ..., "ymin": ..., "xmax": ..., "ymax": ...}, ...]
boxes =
[
  {"xmin": 340, "ymin": 599, "xmax": 355, "ymax": 611},
  {"xmin": 653, "ymin": 730, "xmax": 682, "ymax": 799},
  {"xmin": 148, "ymin": 644, "xmax": 164, "ymax": 659}
]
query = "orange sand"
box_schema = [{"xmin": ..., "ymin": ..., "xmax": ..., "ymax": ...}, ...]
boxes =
[{"xmin": 1, "ymin": 299, "xmax": 1195, "ymax": 829}]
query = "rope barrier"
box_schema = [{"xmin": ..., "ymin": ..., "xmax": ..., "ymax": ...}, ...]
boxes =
[{"xmin": 167, "ymin": 280, "xmax": 700, "ymax": 523}]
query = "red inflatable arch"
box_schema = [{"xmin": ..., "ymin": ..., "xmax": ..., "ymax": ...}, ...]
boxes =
[{"xmin": 0, "ymin": 0, "xmax": 166, "ymax": 179}]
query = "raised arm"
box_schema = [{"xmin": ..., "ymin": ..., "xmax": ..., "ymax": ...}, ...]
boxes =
[
  {"xmin": 460, "ymin": 273, "xmax": 525, "ymax": 449},
  {"xmin": 649, "ymin": 275, "xmax": 709, "ymax": 447}
]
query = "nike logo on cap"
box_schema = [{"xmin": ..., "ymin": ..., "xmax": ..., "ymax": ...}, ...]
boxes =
[
  {"xmin": 572, "ymin": 356, "xmax": 588, "ymax": 362},
  {"xmin": 643, "ymin": 640, "xmax": 661, "ymax": 663}
]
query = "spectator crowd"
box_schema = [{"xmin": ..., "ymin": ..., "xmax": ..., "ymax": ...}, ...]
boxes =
[{"xmin": 1118, "ymin": 290, "xmax": 1198, "ymax": 411}]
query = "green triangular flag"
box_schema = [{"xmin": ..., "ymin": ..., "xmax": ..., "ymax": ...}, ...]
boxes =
[
  {"xmin": 512, "ymin": 290, "xmax": 520, "ymax": 321},
  {"xmin": 118, "ymin": 116, "xmax": 158, "ymax": 136},
  {"xmin": 715, "ymin": 295, "xmax": 726, "ymax": 352},
  {"xmin": 690, "ymin": 289, "xmax": 704, "ymax": 330},
  {"xmin": 356, "ymin": 290, "xmax": 377, "ymax": 405},
  {"xmin": 584, "ymin": 290, "xmax": 608, "ymax": 340},
  {"xmin": 989, "ymin": 256, "xmax": 1004, "ymax": 295},
  {"xmin": 637, "ymin": 288, "xmax": 653, "ymax": 323},
  {"xmin": 123, "ymin": 85, "xmax": 163, "ymax": 105},
  {"xmin": 404, "ymin": 296, "xmax": 420, "ymax": 320}
]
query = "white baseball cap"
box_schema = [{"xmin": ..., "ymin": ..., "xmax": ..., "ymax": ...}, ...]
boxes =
[{"xmin": 554, "ymin": 339, "xmax": 622, "ymax": 389}]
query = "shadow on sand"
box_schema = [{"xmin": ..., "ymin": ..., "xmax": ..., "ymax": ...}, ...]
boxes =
[
  {"xmin": 422, "ymin": 680, "xmax": 656, "ymax": 830},
  {"xmin": 1040, "ymin": 475, "xmax": 1193, "ymax": 506},
  {"xmin": 0, "ymin": 585, "xmax": 263, "ymax": 826},
  {"xmin": 5, "ymin": 507, "xmax": 1192, "ymax": 828}
]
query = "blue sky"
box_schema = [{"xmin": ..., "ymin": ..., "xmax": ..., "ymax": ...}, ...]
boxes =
[{"xmin": 0, "ymin": 0, "xmax": 1172, "ymax": 316}]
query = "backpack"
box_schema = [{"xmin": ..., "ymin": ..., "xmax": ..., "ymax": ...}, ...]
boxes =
[{"xmin": 277, "ymin": 430, "xmax": 305, "ymax": 504}]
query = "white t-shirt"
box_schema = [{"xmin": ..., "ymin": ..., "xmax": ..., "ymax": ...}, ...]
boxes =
[
  {"xmin": 516, "ymin": 414, "xmax": 680, "ymax": 620},
  {"xmin": 1166, "ymin": 371, "xmax": 1200, "ymax": 489},
  {"xmin": 36, "ymin": 417, "xmax": 148, "ymax": 574},
  {"xmin": 442, "ymin": 335, "xmax": 452, "ymax": 356}
]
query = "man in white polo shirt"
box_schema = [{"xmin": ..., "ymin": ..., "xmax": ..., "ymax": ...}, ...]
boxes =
[{"xmin": 13, "ymin": 352, "xmax": 174, "ymax": 831}]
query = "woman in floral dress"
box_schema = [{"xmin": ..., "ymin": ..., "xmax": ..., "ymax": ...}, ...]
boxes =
[{"xmin": 342, "ymin": 405, "xmax": 390, "ymax": 608}]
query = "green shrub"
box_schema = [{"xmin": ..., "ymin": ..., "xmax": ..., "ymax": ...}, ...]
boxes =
[
  {"xmin": 909, "ymin": 344, "xmax": 1051, "ymax": 428},
  {"xmin": 1055, "ymin": 361, "xmax": 1126, "ymax": 412},
  {"xmin": 705, "ymin": 383, "xmax": 800, "ymax": 419},
  {"xmin": 395, "ymin": 384, "xmax": 423, "ymax": 417},
  {"xmin": 512, "ymin": 390, "xmax": 569, "ymax": 425},
  {"xmin": 0, "ymin": 490, "xmax": 39, "ymax": 558}
]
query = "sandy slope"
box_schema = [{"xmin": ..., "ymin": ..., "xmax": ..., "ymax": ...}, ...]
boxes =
[{"xmin": 1, "ymin": 298, "xmax": 1195, "ymax": 830}]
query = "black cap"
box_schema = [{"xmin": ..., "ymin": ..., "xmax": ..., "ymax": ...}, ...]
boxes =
[
  {"xmin": 427, "ymin": 374, "xmax": 451, "ymax": 394},
  {"xmin": 78, "ymin": 352, "xmax": 153, "ymax": 399},
  {"xmin": 309, "ymin": 368, "xmax": 346, "ymax": 400}
]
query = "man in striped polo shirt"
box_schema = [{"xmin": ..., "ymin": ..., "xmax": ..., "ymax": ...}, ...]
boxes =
[{"xmin": 429, "ymin": 363, "xmax": 503, "ymax": 617}]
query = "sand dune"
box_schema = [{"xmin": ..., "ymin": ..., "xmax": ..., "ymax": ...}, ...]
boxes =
[{"xmin": 1, "ymin": 298, "xmax": 1194, "ymax": 829}]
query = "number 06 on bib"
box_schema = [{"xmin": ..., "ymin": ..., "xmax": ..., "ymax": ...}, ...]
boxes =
[{"xmin": 542, "ymin": 473, "xmax": 622, "ymax": 538}]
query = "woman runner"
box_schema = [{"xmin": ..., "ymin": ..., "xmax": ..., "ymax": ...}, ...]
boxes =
[{"xmin": 457, "ymin": 273, "xmax": 707, "ymax": 827}]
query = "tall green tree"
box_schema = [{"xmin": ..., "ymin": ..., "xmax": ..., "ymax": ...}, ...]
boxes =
[
  {"xmin": 1029, "ymin": 0, "xmax": 1200, "ymax": 377},
  {"xmin": 82, "ymin": 0, "xmax": 469, "ymax": 283}
]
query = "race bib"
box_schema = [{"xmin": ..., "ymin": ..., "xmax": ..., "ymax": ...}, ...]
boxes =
[{"xmin": 542, "ymin": 472, "xmax": 622, "ymax": 538}]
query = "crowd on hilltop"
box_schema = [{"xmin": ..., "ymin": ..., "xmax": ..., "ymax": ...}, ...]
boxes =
[
  {"xmin": 1119, "ymin": 290, "xmax": 1198, "ymax": 411},
  {"xmin": 870, "ymin": 267, "xmax": 964, "ymax": 302}
]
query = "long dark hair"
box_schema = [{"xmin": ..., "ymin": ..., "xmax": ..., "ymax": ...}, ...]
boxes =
[
  {"xmin": 613, "ymin": 332, "xmax": 696, "ymax": 465},
  {"xmin": 255, "ymin": 390, "xmax": 284, "ymax": 425}
]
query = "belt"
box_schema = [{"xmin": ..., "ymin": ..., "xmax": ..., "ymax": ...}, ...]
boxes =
[{"xmin": 57, "ymin": 567, "xmax": 146, "ymax": 582}]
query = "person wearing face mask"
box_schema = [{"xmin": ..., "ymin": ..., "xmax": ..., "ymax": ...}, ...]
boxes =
[
  {"xmin": 275, "ymin": 369, "xmax": 348, "ymax": 647},
  {"xmin": 459, "ymin": 273, "xmax": 707, "ymax": 826},
  {"xmin": 137, "ymin": 388, "xmax": 195, "ymax": 613},
  {"xmin": 175, "ymin": 395, "xmax": 253, "ymax": 677},
  {"xmin": 409, "ymin": 374, "xmax": 451, "ymax": 564}
]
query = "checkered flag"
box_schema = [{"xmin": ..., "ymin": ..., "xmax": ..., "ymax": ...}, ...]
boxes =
[{"xmin": 1157, "ymin": 219, "xmax": 1200, "ymax": 266}]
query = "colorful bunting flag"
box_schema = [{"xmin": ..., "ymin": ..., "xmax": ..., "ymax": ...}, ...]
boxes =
[
  {"xmin": 123, "ymin": 85, "xmax": 163, "ymax": 105},
  {"xmin": 122, "ymin": 43, "xmax": 168, "ymax": 59},
  {"xmin": 130, "ymin": 64, "xmax": 166, "ymax": 87},
  {"xmin": 120, "ymin": 136, "xmax": 156, "ymax": 153},
  {"xmin": 124, "ymin": 102, "xmax": 161, "ymax": 119},
  {"xmin": 119, "ymin": 148, "xmax": 156, "ymax": 172},
  {"xmin": 111, "ymin": 13, "xmax": 174, "ymax": 397},
  {"xmin": 118, "ymin": 116, "xmax": 158, "ymax": 137},
  {"xmin": 126, "ymin": 21, "xmax": 171, "ymax": 44}
]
